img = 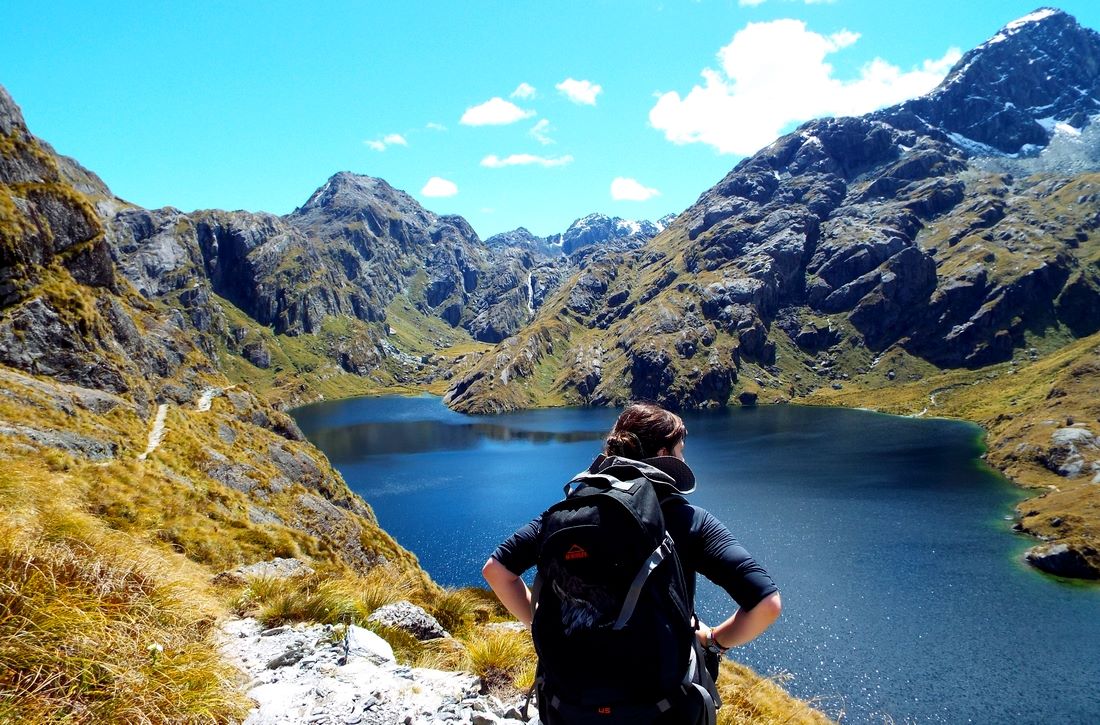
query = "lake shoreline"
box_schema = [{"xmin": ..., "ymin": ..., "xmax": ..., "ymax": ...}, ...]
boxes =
[{"xmin": 291, "ymin": 387, "xmax": 1100, "ymax": 583}]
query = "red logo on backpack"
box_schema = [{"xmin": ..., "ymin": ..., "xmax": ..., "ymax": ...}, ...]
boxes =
[{"xmin": 564, "ymin": 544, "xmax": 589, "ymax": 561}]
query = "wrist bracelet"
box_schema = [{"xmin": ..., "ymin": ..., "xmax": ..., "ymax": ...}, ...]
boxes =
[{"xmin": 705, "ymin": 629, "xmax": 729, "ymax": 654}]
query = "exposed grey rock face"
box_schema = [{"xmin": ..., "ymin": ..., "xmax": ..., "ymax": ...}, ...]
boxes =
[
  {"xmin": 285, "ymin": 173, "xmax": 491, "ymax": 333},
  {"xmin": 212, "ymin": 557, "xmax": 316, "ymax": 587},
  {"xmin": 0, "ymin": 84, "xmax": 23, "ymax": 135},
  {"xmin": 0, "ymin": 86, "xmax": 117, "ymax": 308},
  {"xmin": 484, "ymin": 227, "xmax": 551, "ymax": 254},
  {"xmin": 268, "ymin": 441, "xmax": 325, "ymax": 488},
  {"xmin": 466, "ymin": 248, "xmax": 558, "ymax": 343},
  {"xmin": 203, "ymin": 452, "xmax": 266, "ymax": 495},
  {"xmin": 1044, "ymin": 427, "xmax": 1098, "ymax": 477},
  {"xmin": 0, "ymin": 366, "xmax": 130, "ymax": 416},
  {"xmin": 294, "ymin": 492, "xmax": 383, "ymax": 572},
  {"xmin": 367, "ymin": 601, "xmax": 449, "ymax": 640},
  {"xmin": 555, "ymin": 213, "xmax": 664, "ymax": 255},
  {"xmin": 0, "ymin": 423, "xmax": 116, "ymax": 460},
  {"xmin": 1025, "ymin": 542, "xmax": 1100, "ymax": 579},
  {"xmin": 875, "ymin": 9, "xmax": 1100, "ymax": 154},
  {"xmin": 682, "ymin": 116, "xmax": 973, "ymax": 364},
  {"xmin": 220, "ymin": 618, "xmax": 532, "ymax": 725}
]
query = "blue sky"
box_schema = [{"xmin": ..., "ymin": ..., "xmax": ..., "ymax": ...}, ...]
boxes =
[{"xmin": 4, "ymin": 1, "xmax": 1100, "ymax": 238}]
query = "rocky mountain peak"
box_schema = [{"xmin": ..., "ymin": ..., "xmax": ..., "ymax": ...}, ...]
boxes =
[
  {"xmin": 484, "ymin": 227, "xmax": 546, "ymax": 251},
  {"xmin": 290, "ymin": 171, "xmax": 434, "ymax": 227},
  {"xmin": 877, "ymin": 7, "xmax": 1100, "ymax": 154},
  {"xmin": 558, "ymin": 212, "xmax": 665, "ymax": 255}
]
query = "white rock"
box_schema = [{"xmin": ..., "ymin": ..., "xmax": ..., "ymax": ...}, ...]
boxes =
[
  {"xmin": 347, "ymin": 624, "xmax": 396, "ymax": 664},
  {"xmin": 1052, "ymin": 427, "xmax": 1097, "ymax": 446},
  {"xmin": 220, "ymin": 617, "xmax": 528, "ymax": 725}
]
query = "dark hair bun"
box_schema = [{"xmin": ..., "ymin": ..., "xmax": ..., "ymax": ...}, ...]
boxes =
[{"xmin": 605, "ymin": 431, "xmax": 644, "ymax": 459}]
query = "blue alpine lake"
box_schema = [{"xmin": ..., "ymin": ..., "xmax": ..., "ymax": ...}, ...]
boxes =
[{"xmin": 292, "ymin": 395, "xmax": 1100, "ymax": 724}]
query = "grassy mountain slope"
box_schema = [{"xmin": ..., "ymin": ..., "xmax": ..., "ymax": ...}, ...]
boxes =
[
  {"xmin": 1, "ymin": 83, "xmax": 830, "ymax": 721},
  {"xmin": 0, "ymin": 85, "xmax": 433, "ymax": 719}
]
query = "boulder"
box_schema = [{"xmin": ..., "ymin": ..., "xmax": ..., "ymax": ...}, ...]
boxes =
[
  {"xmin": 1043, "ymin": 428, "xmax": 1098, "ymax": 477},
  {"xmin": 368, "ymin": 601, "xmax": 448, "ymax": 641},
  {"xmin": 242, "ymin": 341, "xmax": 271, "ymax": 369},
  {"xmin": 346, "ymin": 623, "xmax": 396, "ymax": 664},
  {"xmin": 1025, "ymin": 543, "xmax": 1099, "ymax": 579},
  {"xmin": 212, "ymin": 557, "xmax": 316, "ymax": 587}
]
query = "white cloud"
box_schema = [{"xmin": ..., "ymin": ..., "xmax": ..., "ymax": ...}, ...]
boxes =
[
  {"xmin": 530, "ymin": 119, "xmax": 554, "ymax": 145},
  {"xmin": 611, "ymin": 177, "xmax": 660, "ymax": 201},
  {"xmin": 481, "ymin": 154, "xmax": 574, "ymax": 168},
  {"xmin": 460, "ymin": 97, "xmax": 536, "ymax": 126},
  {"xmin": 556, "ymin": 78, "xmax": 602, "ymax": 105},
  {"xmin": 738, "ymin": 0, "xmax": 766, "ymax": 5},
  {"xmin": 511, "ymin": 82, "xmax": 537, "ymax": 99},
  {"xmin": 649, "ymin": 19, "xmax": 961, "ymax": 155},
  {"xmin": 426, "ymin": 122, "xmax": 447, "ymax": 131},
  {"xmin": 421, "ymin": 177, "xmax": 458, "ymax": 197},
  {"xmin": 365, "ymin": 133, "xmax": 407, "ymax": 152}
]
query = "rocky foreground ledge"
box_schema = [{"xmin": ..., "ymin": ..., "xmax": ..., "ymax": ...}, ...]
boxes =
[{"xmin": 220, "ymin": 618, "xmax": 531, "ymax": 725}]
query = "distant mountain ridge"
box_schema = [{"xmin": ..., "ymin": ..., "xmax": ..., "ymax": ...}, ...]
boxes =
[
  {"xmin": 104, "ymin": 166, "xmax": 673, "ymax": 395},
  {"xmin": 486, "ymin": 212, "xmax": 674, "ymax": 256}
]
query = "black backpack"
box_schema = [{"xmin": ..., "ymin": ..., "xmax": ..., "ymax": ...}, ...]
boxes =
[{"xmin": 529, "ymin": 457, "xmax": 719, "ymax": 724}]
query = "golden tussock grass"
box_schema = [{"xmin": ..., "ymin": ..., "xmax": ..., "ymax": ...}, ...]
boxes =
[
  {"xmin": 716, "ymin": 660, "xmax": 836, "ymax": 725},
  {"xmin": 426, "ymin": 587, "xmax": 498, "ymax": 636},
  {"xmin": 0, "ymin": 460, "xmax": 249, "ymax": 723},
  {"xmin": 465, "ymin": 628, "xmax": 536, "ymax": 696},
  {"xmin": 410, "ymin": 635, "xmax": 472, "ymax": 672},
  {"xmin": 237, "ymin": 564, "xmax": 423, "ymax": 629}
]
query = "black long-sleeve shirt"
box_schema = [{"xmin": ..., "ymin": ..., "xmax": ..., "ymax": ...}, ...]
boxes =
[{"xmin": 492, "ymin": 496, "xmax": 777, "ymax": 611}]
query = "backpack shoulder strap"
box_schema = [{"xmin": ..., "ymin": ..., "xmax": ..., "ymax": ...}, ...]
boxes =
[
  {"xmin": 564, "ymin": 471, "xmax": 648, "ymax": 497},
  {"xmin": 612, "ymin": 532, "xmax": 676, "ymax": 630}
]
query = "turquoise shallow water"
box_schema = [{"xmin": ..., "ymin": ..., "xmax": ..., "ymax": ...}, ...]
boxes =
[{"xmin": 293, "ymin": 395, "xmax": 1100, "ymax": 724}]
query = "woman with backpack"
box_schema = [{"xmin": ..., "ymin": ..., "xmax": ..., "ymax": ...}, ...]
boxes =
[{"xmin": 483, "ymin": 402, "xmax": 782, "ymax": 724}]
